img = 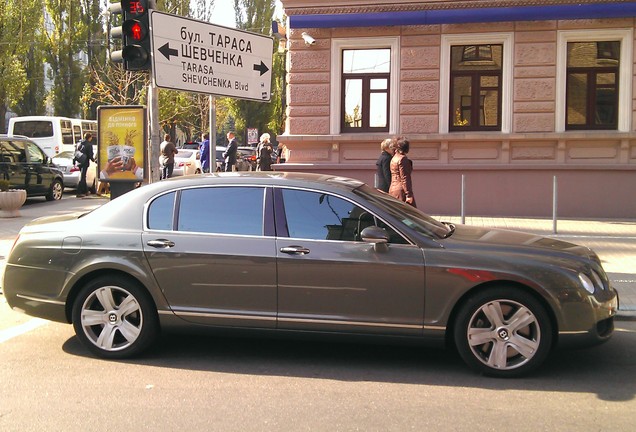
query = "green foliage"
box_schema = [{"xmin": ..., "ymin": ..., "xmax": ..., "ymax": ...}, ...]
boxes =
[
  {"xmin": 0, "ymin": 1, "xmax": 43, "ymax": 131},
  {"xmin": 219, "ymin": 0, "xmax": 283, "ymax": 143},
  {"xmin": 0, "ymin": 179, "xmax": 10, "ymax": 192}
]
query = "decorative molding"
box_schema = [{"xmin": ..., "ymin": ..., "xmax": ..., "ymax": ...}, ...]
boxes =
[{"xmin": 284, "ymin": 0, "xmax": 631, "ymax": 16}]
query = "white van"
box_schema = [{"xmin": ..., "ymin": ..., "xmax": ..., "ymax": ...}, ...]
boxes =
[{"xmin": 8, "ymin": 116, "xmax": 97, "ymax": 158}]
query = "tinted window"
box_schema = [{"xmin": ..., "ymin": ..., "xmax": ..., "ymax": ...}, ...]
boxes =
[
  {"xmin": 26, "ymin": 142, "xmax": 44, "ymax": 163},
  {"xmin": 282, "ymin": 189, "xmax": 376, "ymax": 242},
  {"xmin": 148, "ymin": 192, "xmax": 176, "ymax": 230},
  {"xmin": 12, "ymin": 121, "xmax": 54, "ymax": 138},
  {"xmin": 178, "ymin": 187, "xmax": 265, "ymax": 235},
  {"xmin": 0, "ymin": 140, "xmax": 26, "ymax": 163}
]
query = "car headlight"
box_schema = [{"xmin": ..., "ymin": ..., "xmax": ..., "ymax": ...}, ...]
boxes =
[
  {"xmin": 578, "ymin": 273, "xmax": 595, "ymax": 294},
  {"xmin": 591, "ymin": 270, "xmax": 605, "ymax": 291}
]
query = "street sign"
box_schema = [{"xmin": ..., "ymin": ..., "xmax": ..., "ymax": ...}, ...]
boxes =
[{"xmin": 150, "ymin": 11, "xmax": 274, "ymax": 102}]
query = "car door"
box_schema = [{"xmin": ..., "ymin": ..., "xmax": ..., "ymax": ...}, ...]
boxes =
[
  {"xmin": 0, "ymin": 140, "xmax": 27, "ymax": 189},
  {"xmin": 275, "ymin": 187, "xmax": 426, "ymax": 336},
  {"xmin": 142, "ymin": 186, "xmax": 278, "ymax": 328},
  {"xmin": 25, "ymin": 141, "xmax": 53, "ymax": 196}
]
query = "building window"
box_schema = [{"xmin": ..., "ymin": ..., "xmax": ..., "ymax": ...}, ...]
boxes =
[
  {"xmin": 331, "ymin": 38, "xmax": 400, "ymax": 135},
  {"xmin": 556, "ymin": 29, "xmax": 632, "ymax": 132},
  {"xmin": 440, "ymin": 34, "xmax": 513, "ymax": 134},
  {"xmin": 566, "ymin": 41, "xmax": 619, "ymax": 130},
  {"xmin": 449, "ymin": 44, "xmax": 503, "ymax": 131},
  {"xmin": 341, "ymin": 49, "xmax": 390, "ymax": 133}
]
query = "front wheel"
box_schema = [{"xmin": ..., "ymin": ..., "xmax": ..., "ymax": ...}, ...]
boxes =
[
  {"xmin": 454, "ymin": 288, "xmax": 553, "ymax": 377},
  {"xmin": 72, "ymin": 275, "xmax": 159, "ymax": 359}
]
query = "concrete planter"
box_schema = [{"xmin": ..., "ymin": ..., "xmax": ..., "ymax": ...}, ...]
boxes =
[{"xmin": 0, "ymin": 189, "xmax": 27, "ymax": 218}]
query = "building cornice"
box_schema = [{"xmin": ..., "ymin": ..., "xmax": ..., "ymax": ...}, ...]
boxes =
[{"xmin": 282, "ymin": 0, "xmax": 633, "ymax": 16}]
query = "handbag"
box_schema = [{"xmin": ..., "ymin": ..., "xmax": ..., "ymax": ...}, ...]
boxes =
[{"xmin": 74, "ymin": 146, "xmax": 87, "ymax": 165}]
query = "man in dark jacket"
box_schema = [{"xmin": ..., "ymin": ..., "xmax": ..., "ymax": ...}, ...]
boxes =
[
  {"xmin": 375, "ymin": 138, "xmax": 394, "ymax": 193},
  {"xmin": 223, "ymin": 131, "xmax": 238, "ymax": 172},
  {"xmin": 74, "ymin": 132, "xmax": 95, "ymax": 198}
]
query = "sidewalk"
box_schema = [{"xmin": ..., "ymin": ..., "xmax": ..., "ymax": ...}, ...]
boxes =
[{"xmin": 1, "ymin": 196, "xmax": 635, "ymax": 318}]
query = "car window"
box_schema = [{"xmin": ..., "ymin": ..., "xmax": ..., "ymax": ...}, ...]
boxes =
[
  {"xmin": 177, "ymin": 187, "xmax": 265, "ymax": 235},
  {"xmin": 280, "ymin": 188, "xmax": 401, "ymax": 243},
  {"xmin": 0, "ymin": 140, "xmax": 27, "ymax": 163},
  {"xmin": 26, "ymin": 141, "xmax": 44, "ymax": 163},
  {"xmin": 148, "ymin": 192, "xmax": 176, "ymax": 231}
]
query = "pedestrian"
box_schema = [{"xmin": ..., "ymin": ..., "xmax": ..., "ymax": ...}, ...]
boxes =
[
  {"xmin": 375, "ymin": 138, "xmax": 394, "ymax": 193},
  {"xmin": 388, "ymin": 137, "xmax": 416, "ymax": 207},
  {"xmin": 74, "ymin": 132, "xmax": 95, "ymax": 198},
  {"xmin": 223, "ymin": 131, "xmax": 238, "ymax": 172},
  {"xmin": 199, "ymin": 132, "xmax": 210, "ymax": 173},
  {"xmin": 256, "ymin": 133, "xmax": 273, "ymax": 171},
  {"xmin": 159, "ymin": 133, "xmax": 178, "ymax": 180},
  {"xmin": 276, "ymin": 143, "xmax": 288, "ymax": 164}
]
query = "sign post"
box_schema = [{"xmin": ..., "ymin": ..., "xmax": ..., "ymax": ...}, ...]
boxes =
[{"xmin": 150, "ymin": 11, "xmax": 274, "ymax": 102}]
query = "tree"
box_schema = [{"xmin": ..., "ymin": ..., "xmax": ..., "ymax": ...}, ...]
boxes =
[
  {"xmin": 44, "ymin": 0, "xmax": 87, "ymax": 117},
  {"xmin": 0, "ymin": 1, "xmax": 43, "ymax": 132},
  {"xmin": 80, "ymin": 0, "xmax": 109, "ymax": 118},
  {"xmin": 223, "ymin": 0, "xmax": 282, "ymax": 144}
]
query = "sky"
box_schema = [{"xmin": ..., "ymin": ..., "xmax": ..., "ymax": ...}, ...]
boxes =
[{"xmin": 209, "ymin": 0, "xmax": 283, "ymax": 27}]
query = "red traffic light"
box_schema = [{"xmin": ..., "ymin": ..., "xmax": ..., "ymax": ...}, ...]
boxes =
[{"xmin": 123, "ymin": 19, "xmax": 147, "ymax": 41}]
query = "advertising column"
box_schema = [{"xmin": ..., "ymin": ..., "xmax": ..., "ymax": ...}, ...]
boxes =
[{"xmin": 97, "ymin": 106, "xmax": 147, "ymax": 199}]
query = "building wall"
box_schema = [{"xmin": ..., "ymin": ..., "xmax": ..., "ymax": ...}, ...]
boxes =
[{"xmin": 277, "ymin": 1, "xmax": 636, "ymax": 218}]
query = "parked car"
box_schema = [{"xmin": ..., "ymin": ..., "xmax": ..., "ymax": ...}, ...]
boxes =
[
  {"xmin": 51, "ymin": 151, "xmax": 97, "ymax": 193},
  {"xmin": 1, "ymin": 173, "xmax": 618, "ymax": 377},
  {"xmin": 215, "ymin": 146, "xmax": 251, "ymax": 172},
  {"xmin": 180, "ymin": 141, "xmax": 200, "ymax": 150},
  {"xmin": 238, "ymin": 146, "xmax": 257, "ymax": 171},
  {"xmin": 0, "ymin": 135, "xmax": 64, "ymax": 200},
  {"xmin": 172, "ymin": 149, "xmax": 201, "ymax": 176}
]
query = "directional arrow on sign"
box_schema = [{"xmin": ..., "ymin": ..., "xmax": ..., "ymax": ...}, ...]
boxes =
[
  {"xmin": 159, "ymin": 43, "xmax": 178, "ymax": 61},
  {"xmin": 253, "ymin": 61, "xmax": 269, "ymax": 76}
]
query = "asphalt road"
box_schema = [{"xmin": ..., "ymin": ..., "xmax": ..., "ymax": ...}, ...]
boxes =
[{"xmin": 1, "ymin": 295, "xmax": 636, "ymax": 431}]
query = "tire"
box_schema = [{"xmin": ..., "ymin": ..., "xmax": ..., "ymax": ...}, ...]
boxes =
[
  {"xmin": 72, "ymin": 275, "xmax": 159, "ymax": 359},
  {"xmin": 454, "ymin": 287, "xmax": 553, "ymax": 377},
  {"xmin": 46, "ymin": 179, "xmax": 63, "ymax": 201}
]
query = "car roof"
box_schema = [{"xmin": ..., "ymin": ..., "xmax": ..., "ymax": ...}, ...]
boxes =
[{"xmin": 130, "ymin": 172, "xmax": 365, "ymax": 201}]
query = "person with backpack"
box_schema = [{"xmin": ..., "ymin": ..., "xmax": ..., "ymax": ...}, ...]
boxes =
[{"xmin": 74, "ymin": 132, "xmax": 95, "ymax": 198}]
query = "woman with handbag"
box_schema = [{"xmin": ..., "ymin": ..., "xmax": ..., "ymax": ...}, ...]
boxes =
[{"xmin": 74, "ymin": 132, "xmax": 95, "ymax": 198}]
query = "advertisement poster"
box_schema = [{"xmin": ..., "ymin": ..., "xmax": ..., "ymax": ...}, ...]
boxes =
[{"xmin": 97, "ymin": 106, "xmax": 146, "ymax": 182}]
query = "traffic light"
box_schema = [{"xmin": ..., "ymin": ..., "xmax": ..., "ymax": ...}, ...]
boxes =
[{"xmin": 109, "ymin": 1, "xmax": 152, "ymax": 71}]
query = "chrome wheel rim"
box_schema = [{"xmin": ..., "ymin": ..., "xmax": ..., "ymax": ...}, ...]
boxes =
[
  {"xmin": 52, "ymin": 182, "xmax": 63, "ymax": 200},
  {"xmin": 467, "ymin": 299, "xmax": 541, "ymax": 371},
  {"xmin": 80, "ymin": 286, "xmax": 143, "ymax": 352}
]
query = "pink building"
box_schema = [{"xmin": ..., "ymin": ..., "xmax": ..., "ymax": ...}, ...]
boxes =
[{"xmin": 276, "ymin": 0, "xmax": 636, "ymax": 218}]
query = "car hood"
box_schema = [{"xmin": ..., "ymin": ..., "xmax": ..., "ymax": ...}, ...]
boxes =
[{"xmin": 440, "ymin": 223, "xmax": 595, "ymax": 263}]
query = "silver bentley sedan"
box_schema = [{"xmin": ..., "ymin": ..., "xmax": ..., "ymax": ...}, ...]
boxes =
[{"xmin": 2, "ymin": 172, "xmax": 618, "ymax": 377}]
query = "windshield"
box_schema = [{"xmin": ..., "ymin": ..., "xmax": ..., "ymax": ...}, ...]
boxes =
[{"xmin": 354, "ymin": 184, "xmax": 451, "ymax": 239}]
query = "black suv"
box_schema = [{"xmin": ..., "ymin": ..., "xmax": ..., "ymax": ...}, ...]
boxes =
[{"xmin": 0, "ymin": 135, "xmax": 64, "ymax": 200}]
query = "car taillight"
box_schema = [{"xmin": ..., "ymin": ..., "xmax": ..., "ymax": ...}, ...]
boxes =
[{"xmin": 8, "ymin": 234, "xmax": 20, "ymax": 257}]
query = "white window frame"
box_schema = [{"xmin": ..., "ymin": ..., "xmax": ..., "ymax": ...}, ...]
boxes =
[
  {"xmin": 556, "ymin": 29, "xmax": 633, "ymax": 132},
  {"xmin": 330, "ymin": 37, "xmax": 400, "ymax": 135},
  {"xmin": 439, "ymin": 33, "xmax": 514, "ymax": 133}
]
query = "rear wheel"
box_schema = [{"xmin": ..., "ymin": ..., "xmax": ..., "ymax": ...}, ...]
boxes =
[
  {"xmin": 46, "ymin": 179, "xmax": 63, "ymax": 201},
  {"xmin": 72, "ymin": 275, "xmax": 159, "ymax": 359},
  {"xmin": 454, "ymin": 288, "xmax": 553, "ymax": 377}
]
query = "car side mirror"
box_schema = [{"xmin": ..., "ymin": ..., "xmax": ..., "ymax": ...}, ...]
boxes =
[
  {"xmin": 360, "ymin": 226, "xmax": 389, "ymax": 243},
  {"xmin": 360, "ymin": 226, "xmax": 390, "ymax": 252}
]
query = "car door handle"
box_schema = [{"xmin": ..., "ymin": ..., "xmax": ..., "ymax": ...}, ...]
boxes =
[
  {"xmin": 280, "ymin": 246, "xmax": 310, "ymax": 255},
  {"xmin": 147, "ymin": 239, "xmax": 175, "ymax": 248}
]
